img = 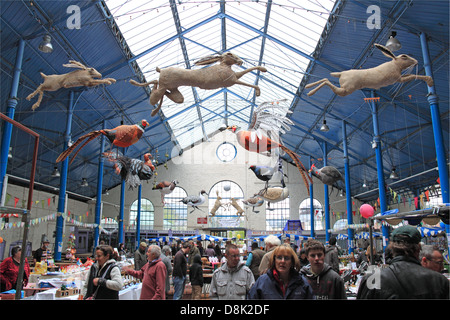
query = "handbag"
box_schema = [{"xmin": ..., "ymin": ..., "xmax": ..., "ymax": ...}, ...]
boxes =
[{"xmin": 85, "ymin": 263, "xmax": 114, "ymax": 300}]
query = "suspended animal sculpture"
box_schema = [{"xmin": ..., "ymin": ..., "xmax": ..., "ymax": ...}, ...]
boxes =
[
  {"xmin": 56, "ymin": 119, "xmax": 150, "ymax": 165},
  {"xmin": 229, "ymin": 98, "xmax": 312, "ymax": 194},
  {"xmin": 152, "ymin": 180, "xmax": 178, "ymax": 204},
  {"xmin": 210, "ymin": 191, "xmax": 225, "ymax": 217},
  {"xmin": 230, "ymin": 198, "xmax": 245, "ymax": 217},
  {"xmin": 129, "ymin": 52, "xmax": 267, "ymax": 116},
  {"xmin": 248, "ymin": 98, "xmax": 292, "ymax": 141},
  {"xmin": 104, "ymin": 151, "xmax": 155, "ymax": 190},
  {"xmin": 26, "ymin": 60, "xmax": 116, "ymax": 110},
  {"xmin": 305, "ymin": 44, "xmax": 433, "ymax": 97},
  {"xmin": 309, "ymin": 164, "xmax": 345, "ymax": 186},
  {"xmin": 249, "ymin": 157, "xmax": 287, "ymax": 191},
  {"xmin": 257, "ymin": 186, "xmax": 289, "ymax": 207},
  {"xmin": 242, "ymin": 195, "xmax": 264, "ymax": 213},
  {"xmin": 181, "ymin": 190, "xmax": 208, "ymax": 214},
  {"xmin": 309, "ymin": 164, "xmax": 345, "ymax": 196},
  {"xmin": 230, "ymin": 125, "xmax": 312, "ymax": 195}
]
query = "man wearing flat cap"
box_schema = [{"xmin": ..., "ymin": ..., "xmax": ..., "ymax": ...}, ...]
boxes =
[{"xmin": 357, "ymin": 225, "xmax": 449, "ymax": 299}]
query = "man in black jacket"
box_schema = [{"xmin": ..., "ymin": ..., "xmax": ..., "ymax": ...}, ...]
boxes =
[
  {"xmin": 172, "ymin": 242, "xmax": 191, "ymax": 300},
  {"xmin": 357, "ymin": 225, "xmax": 449, "ymax": 299}
]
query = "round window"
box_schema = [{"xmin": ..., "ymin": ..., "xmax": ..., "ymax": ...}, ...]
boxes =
[{"xmin": 216, "ymin": 142, "xmax": 237, "ymax": 162}]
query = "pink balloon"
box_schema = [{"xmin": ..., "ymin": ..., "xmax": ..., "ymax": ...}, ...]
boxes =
[{"xmin": 360, "ymin": 204, "xmax": 374, "ymax": 218}]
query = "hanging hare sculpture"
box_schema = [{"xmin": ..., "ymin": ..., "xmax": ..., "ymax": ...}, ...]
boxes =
[
  {"xmin": 305, "ymin": 44, "xmax": 433, "ymax": 97},
  {"xmin": 130, "ymin": 52, "xmax": 267, "ymax": 116}
]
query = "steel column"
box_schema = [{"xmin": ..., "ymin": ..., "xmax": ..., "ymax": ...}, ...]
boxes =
[
  {"xmin": 94, "ymin": 121, "xmax": 106, "ymax": 251},
  {"xmin": 119, "ymin": 178, "xmax": 125, "ymax": 244},
  {"xmin": 323, "ymin": 142, "xmax": 330, "ymax": 243},
  {"xmin": 55, "ymin": 91, "xmax": 75, "ymax": 261},
  {"xmin": 370, "ymin": 91, "xmax": 389, "ymax": 250},
  {"xmin": 420, "ymin": 32, "xmax": 449, "ymax": 253},
  {"xmin": 309, "ymin": 157, "xmax": 315, "ymax": 238},
  {"xmin": 136, "ymin": 185, "xmax": 142, "ymax": 250},
  {"xmin": 0, "ymin": 39, "xmax": 25, "ymax": 200},
  {"xmin": 342, "ymin": 120, "xmax": 354, "ymax": 253}
]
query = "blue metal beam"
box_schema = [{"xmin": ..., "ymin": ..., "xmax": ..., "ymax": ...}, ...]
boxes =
[
  {"xmin": 249, "ymin": 0, "xmax": 273, "ymax": 121},
  {"xmin": 136, "ymin": 185, "xmax": 142, "ymax": 250},
  {"xmin": 55, "ymin": 91, "xmax": 75, "ymax": 261},
  {"xmin": 322, "ymin": 142, "xmax": 330, "ymax": 243},
  {"xmin": 0, "ymin": 39, "xmax": 24, "ymax": 201},
  {"xmin": 224, "ymin": 13, "xmax": 337, "ymax": 72},
  {"xmin": 420, "ymin": 32, "xmax": 449, "ymax": 254},
  {"xmin": 369, "ymin": 91, "xmax": 389, "ymax": 250},
  {"xmin": 94, "ymin": 120, "xmax": 106, "ymax": 251},
  {"xmin": 170, "ymin": 0, "xmax": 207, "ymax": 141},
  {"xmin": 309, "ymin": 156, "xmax": 315, "ymax": 238},
  {"xmin": 102, "ymin": 12, "xmax": 222, "ymax": 76},
  {"xmin": 342, "ymin": 120, "xmax": 354, "ymax": 253}
]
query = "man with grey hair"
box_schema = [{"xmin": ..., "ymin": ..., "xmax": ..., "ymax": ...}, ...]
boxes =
[
  {"xmin": 161, "ymin": 245, "xmax": 173, "ymax": 298},
  {"xmin": 124, "ymin": 244, "xmax": 167, "ymax": 299},
  {"xmin": 258, "ymin": 234, "xmax": 281, "ymax": 274},
  {"xmin": 419, "ymin": 245, "xmax": 444, "ymax": 273},
  {"xmin": 210, "ymin": 244, "xmax": 254, "ymax": 300}
]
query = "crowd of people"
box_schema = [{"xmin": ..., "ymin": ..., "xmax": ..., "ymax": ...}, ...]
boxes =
[{"xmin": 1, "ymin": 225, "xmax": 448, "ymax": 300}]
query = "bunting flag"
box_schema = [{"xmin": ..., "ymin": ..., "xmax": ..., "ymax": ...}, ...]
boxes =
[{"xmin": 1, "ymin": 211, "xmax": 99, "ymax": 231}]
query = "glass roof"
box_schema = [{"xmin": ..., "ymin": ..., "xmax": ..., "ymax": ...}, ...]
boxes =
[{"xmin": 105, "ymin": 0, "xmax": 336, "ymax": 149}]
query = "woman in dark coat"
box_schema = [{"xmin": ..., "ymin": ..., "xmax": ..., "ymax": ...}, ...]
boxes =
[
  {"xmin": 248, "ymin": 244, "xmax": 313, "ymax": 300},
  {"xmin": 189, "ymin": 254, "xmax": 204, "ymax": 300}
]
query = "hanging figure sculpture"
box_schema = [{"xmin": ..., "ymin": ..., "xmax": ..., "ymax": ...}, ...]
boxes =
[
  {"xmin": 305, "ymin": 44, "xmax": 433, "ymax": 97},
  {"xmin": 104, "ymin": 151, "xmax": 155, "ymax": 190},
  {"xmin": 56, "ymin": 119, "xmax": 150, "ymax": 165},
  {"xmin": 26, "ymin": 60, "xmax": 116, "ymax": 110},
  {"xmin": 228, "ymin": 99, "xmax": 312, "ymax": 195},
  {"xmin": 129, "ymin": 52, "xmax": 267, "ymax": 116}
]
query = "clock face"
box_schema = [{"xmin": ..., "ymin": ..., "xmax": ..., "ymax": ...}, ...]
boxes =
[{"xmin": 216, "ymin": 142, "xmax": 237, "ymax": 162}]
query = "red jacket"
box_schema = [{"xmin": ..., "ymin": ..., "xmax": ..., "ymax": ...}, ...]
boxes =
[
  {"xmin": 127, "ymin": 258, "xmax": 167, "ymax": 300},
  {"xmin": 0, "ymin": 257, "xmax": 31, "ymax": 291}
]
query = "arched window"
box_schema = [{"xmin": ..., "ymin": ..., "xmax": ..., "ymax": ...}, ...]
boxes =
[
  {"xmin": 163, "ymin": 186, "xmax": 188, "ymax": 231},
  {"xmin": 299, "ymin": 198, "xmax": 324, "ymax": 231},
  {"xmin": 266, "ymin": 198, "xmax": 290, "ymax": 231},
  {"xmin": 130, "ymin": 198, "xmax": 154, "ymax": 230},
  {"xmin": 208, "ymin": 181, "xmax": 245, "ymax": 228}
]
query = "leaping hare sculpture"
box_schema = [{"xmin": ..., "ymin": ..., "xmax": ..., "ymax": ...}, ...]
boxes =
[
  {"xmin": 130, "ymin": 52, "xmax": 267, "ymax": 116},
  {"xmin": 305, "ymin": 44, "xmax": 433, "ymax": 97},
  {"xmin": 26, "ymin": 60, "xmax": 116, "ymax": 110}
]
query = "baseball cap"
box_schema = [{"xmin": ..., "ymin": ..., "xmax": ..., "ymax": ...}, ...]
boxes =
[{"xmin": 391, "ymin": 225, "xmax": 421, "ymax": 244}]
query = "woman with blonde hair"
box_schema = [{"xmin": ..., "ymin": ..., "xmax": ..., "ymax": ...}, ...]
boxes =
[{"xmin": 248, "ymin": 244, "xmax": 313, "ymax": 299}]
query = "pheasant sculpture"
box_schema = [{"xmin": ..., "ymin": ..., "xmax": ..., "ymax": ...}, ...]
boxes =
[
  {"xmin": 152, "ymin": 180, "xmax": 178, "ymax": 204},
  {"xmin": 56, "ymin": 119, "xmax": 150, "ymax": 165},
  {"xmin": 229, "ymin": 99, "xmax": 312, "ymax": 194},
  {"xmin": 231, "ymin": 125, "xmax": 311, "ymax": 195},
  {"xmin": 104, "ymin": 151, "xmax": 155, "ymax": 190}
]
